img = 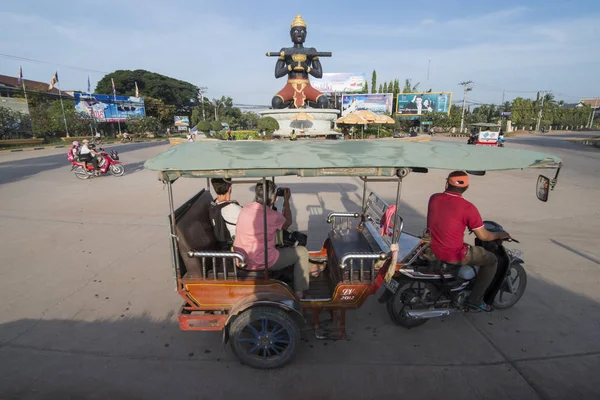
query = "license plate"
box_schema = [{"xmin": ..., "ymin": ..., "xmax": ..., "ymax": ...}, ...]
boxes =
[{"xmin": 384, "ymin": 279, "xmax": 399, "ymax": 294}]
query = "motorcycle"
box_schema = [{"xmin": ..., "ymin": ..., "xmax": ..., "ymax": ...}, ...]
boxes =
[
  {"xmin": 498, "ymin": 136, "xmax": 505, "ymax": 147},
  {"xmin": 70, "ymin": 147, "xmax": 125, "ymax": 180},
  {"xmin": 380, "ymin": 221, "xmax": 526, "ymax": 328}
]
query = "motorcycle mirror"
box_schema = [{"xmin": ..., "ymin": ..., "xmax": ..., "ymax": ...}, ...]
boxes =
[
  {"xmin": 466, "ymin": 171, "xmax": 486, "ymax": 176},
  {"xmin": 536, "ymin": 175, "xmax": 550, "ymax": 202}
]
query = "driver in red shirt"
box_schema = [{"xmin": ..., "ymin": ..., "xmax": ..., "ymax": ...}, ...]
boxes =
[{"xmin": 427, "ymin": 171, "xmax": 509, "ymax": 311}]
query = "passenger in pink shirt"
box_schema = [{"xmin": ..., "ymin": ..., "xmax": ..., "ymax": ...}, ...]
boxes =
[{"xmin": 234, "ymin": 181, "xmax": 312, "ymax": 298}]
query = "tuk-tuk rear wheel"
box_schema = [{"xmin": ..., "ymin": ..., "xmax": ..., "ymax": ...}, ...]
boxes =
[{"xmin": 229, "ymin": 306, "xmax": 300, "ymax": 369}]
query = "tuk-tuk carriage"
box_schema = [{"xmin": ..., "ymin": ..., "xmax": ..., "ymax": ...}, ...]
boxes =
[
  {"xmin": 467, "ymin": 122, "xmax": 503, "ymax": 146},
  {"xmin": 144, "ymin": 140, "xmax": 561, "ymax": 369}
]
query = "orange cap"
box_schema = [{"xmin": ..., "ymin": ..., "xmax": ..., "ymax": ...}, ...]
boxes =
[{"xmin": 447, "ymin": 171, "xmax": 469, "ymax": 187}]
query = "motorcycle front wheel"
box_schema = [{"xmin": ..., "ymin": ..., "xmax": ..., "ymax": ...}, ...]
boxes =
[
  {"xmin": 109, "ymin": 164, "xmax": 125, "ymax": 177},
  {"xmin": 74, "ymin": 166, "xmax": 90, "ymax": 180},
  {"xmin": 493, "ymin": 263, "xmax": 527, "ymax": 309}
]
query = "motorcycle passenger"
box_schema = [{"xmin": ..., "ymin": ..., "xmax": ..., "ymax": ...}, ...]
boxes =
[
  {"xmin": 426, "ymin": 171, "xmax": 510, "ymax": 312},
  {"xmin": 79, "ymin": 139, "xmax": 100, "ymax": 175},
  {"xmin": 209, "ymin": 178, "xmax": 242, "ymax": 250},
  {"xmin": 70, "ymin": 141, "xmax": 80, "ymax": 161},
  {"xmin": 233, "ymin": 181, "xmax": 313, "ymax": 299}
]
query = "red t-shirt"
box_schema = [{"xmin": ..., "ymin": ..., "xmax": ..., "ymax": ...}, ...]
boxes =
[{"xmin": 427, "ymin": 191, "xmax": 484, "ymax": 263}]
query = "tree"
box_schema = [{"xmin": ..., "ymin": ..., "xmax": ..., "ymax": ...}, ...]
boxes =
[
  {"xmin": 211, "ymin": 121, "xmax": 223, "ymax": 131},
  {"xmin": 196, "ymin": 120, "xmax": 212, "ymax": 133},
  {"xmin": 191, "ymin": 107, "xmax": 202, "ymax": 127},
  {"xmin": 239, "ymin": 111, "xmax": 260, "ymax": 130},
  {"xmin": 0, "ymin": 107, "xmax": 26, "ymax": 138},
  {"xmin": 144, "ymin": 96, "xmax": 176, "ymax": 126},
  {"xmin": 371, "ymin": 70, "xmax": 377, "ymax": 94},
  {"xmin": 393, "ymin": 79, "xmax": 400, "ymax": 97},
  {"xmin": 125, "ymin": 116, "xmax": 162, "ymax": 135},
  {"xmin": 378, "ymin": 84, "xmax": 383, "ymax": 94},
  {"xmin": 257, "ymin": 117, "xmax": 279, "ymax": 133},
  {"xmin": 403, "ymin": 79, "xmax": 420, "ymax": 93},
  {"xmin": 95, "ymin": 70, "xmax": 198, "ymax": 109},
  {"xmin": 383, "ymin": 82, "xmax": 388, "ymax": 94},
  {"xmin": 362, "ymin": 82, "xmax": 369, "ymax": 94}
]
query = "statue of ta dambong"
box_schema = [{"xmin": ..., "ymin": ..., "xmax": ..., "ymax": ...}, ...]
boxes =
[{"xmin": 267, "ymin": 15, "xmax": 331, "ymax": 109}]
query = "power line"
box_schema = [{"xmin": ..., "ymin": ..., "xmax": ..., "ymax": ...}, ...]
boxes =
[{"xmin": 0, "ymin": 53, "xmax": 109, "ymax": 74}]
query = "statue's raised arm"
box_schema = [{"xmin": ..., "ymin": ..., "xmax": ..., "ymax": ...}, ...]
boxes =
[{"xmin": 267, "ymin": 15, "xmax": 331, "ymax": 109}]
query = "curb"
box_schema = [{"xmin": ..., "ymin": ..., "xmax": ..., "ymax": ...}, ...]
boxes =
[{"xmin": 0, "ymin": 139, "xmax": 168, "ymax": 154}]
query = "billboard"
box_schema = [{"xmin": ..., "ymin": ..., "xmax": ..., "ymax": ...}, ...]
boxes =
[
  {"xmin": 311, "ymin": 73, "xmax": 367, "ymax": 93},
  {"xmin": 342, "ymin": 94, "xmax": 393, "ymax": 117},
  {"xmin": 74, "ymin": 93, "xmax": 145, "ymax": 122},
  {"xmin": 396, "ymin": 92, "xmax": 452, "ymax": 116},
  {"xmin": 174, "ymin": 116, "xmax": 190, "ymax": 127}
]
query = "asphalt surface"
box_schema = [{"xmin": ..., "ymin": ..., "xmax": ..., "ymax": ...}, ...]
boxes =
[{"xmin": 0, "ymin": 133, "xmax": 599, "ymax": 400}]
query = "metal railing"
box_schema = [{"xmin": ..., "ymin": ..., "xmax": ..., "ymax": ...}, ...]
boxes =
[
  {"xmin": 326, "ymin": 212, "xmax": 360, "ymax": 231},
  {"xmin": 187, "ymin": 251, "xmax": 247, "ymax": 280},
  {"xmin": 339, "ymin": 252, "xmax": 388, "ymax": 282}
]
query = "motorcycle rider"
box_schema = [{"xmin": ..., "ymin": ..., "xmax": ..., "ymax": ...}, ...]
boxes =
[
  {"xmin": 79, "ymin": 139, "xmax": 100, "ymax": 175},
  {"xmin": 427, "ymin": 171, "xmax": 510, "ymax": 311},
  {"xmin": 70, "ymin": 141, "xmax": 80, "ymax": 161}
]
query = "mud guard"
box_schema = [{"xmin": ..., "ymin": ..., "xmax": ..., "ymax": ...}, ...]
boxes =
[{"xmin": 222, "ymin": 292, "xmax": 304, "ymax": 345}]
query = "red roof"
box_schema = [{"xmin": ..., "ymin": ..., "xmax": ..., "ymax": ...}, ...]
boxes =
[
  {"xmin": 580, "ymin": 98, "xmax": 600, "ymax": 108},
  {"xmin": 0, "ymin": 74, "xmax": 62, "ymax": 95}
]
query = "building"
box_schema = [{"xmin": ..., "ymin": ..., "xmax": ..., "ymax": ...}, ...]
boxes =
[
  {"xmin": 0, "ymin": 74, "xmax": 72, "ymax": 115},
  {"xmin": 579, "ymin": 98, "xmax": 600, "ymax": 110}
]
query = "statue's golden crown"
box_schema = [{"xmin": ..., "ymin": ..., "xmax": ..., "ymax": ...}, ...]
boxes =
[{"xmin": 290, "ymin": 14, "xmax": 307, "ymax": 28}]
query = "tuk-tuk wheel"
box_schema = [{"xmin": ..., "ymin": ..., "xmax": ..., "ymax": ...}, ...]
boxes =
[{"xmin": 229, "ymin": 306, "xmax": 300, "ymax": 369}]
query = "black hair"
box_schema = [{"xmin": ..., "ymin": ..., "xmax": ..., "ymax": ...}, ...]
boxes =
[
  {"xmin": 446, "ymin": 185, "xmax": 467, "ymax": 194},
  {"xmin": 255, "ymin": 180, "xmax": 276, "ymax": 206},
  {"xmin": 211, "ymin": 178, "xmax": 232, "ymax": 195}
]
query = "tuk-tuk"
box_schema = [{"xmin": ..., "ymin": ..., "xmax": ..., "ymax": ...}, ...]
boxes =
[
  {"xmin": 467, "ymin": 122, "xmax": 502, "ymax": 146},
  {"xmin": 144, "ymin": 140, "xmax": 561, "ymax": 369}
]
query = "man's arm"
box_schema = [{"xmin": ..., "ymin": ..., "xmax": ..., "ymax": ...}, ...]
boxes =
[{"xmin": 282, "ymin": 189, "xmax": 293, "ymax": 229}]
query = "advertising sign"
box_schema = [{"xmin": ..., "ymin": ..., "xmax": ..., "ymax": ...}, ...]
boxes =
[
  {"xmin": 311, "ymin": 72, "xmax": 367, "ymax": 93},
  {"xmin": 342, "ymin": 94, "xmax": 393, "ymax": 117},
  {"xmin": 174, "ymin": 116, "xmax": 190, "ymax": 127},
  {"xmin": 74, "ymin": 93, "xmax": 145, "ymax": 122},
  {"xmin": 396, "ymin": 92, "xmax": 452, "ymax": 116}
]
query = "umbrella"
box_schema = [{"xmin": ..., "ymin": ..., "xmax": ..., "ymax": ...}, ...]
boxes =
[
  {"xmin": 354, "ymin": 109, "xmax": 378, "ymax": 122},
  {"xmin": 371, "ymin": 114, "xmax": 396, "ymax": 137},
  {"xmin": 289, "ymin": 112, "xmax": 314, "ymax": 133},
  {"xmin": 289, "ymin": 112, "xmax": 314, "ymax": 121},
  {"xmin": 336, "ymin": 114, "xmax": 369, "ymax": 139}
]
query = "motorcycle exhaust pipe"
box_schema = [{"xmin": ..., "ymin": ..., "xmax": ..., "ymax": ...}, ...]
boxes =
[{"xmin": 405, "ymin": 309, "xmax": 458, "ymax": 319}]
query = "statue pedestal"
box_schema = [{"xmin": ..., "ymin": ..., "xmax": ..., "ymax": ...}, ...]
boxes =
[{"xmin": 259, "ymin": 108, "xmax": 340, "ymax": 137}]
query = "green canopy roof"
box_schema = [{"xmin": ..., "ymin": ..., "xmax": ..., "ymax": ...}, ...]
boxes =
[{"xmin": 144, "ymin": 140, "xmax": 561, "ymax": 181}]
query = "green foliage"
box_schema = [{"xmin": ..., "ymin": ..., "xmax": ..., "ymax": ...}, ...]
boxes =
[
  {"xmin": 257, "ymin": 117, "xmax": 279, "ymax": 133},
  {"xmin": 238, "ymin": 111, "xmax": 260, "ymax": 130},
  {"xmin": 371, "ymin": 70, "xmax": 377, "ymax": 94},
  {"xmin": 211, "ymin": 121, "xmax": 223, "ymax": 131},
  {"xmin": 125, "ymin": 116, "xmax": 162, "ymax": 135},
  {"xmin": 95, "ymin": 69, "xmax": 198, "ymax": 108},
  {"xmin": 142, "ymin": 96, "xmax": 176, "ymax": 126},
  {"xmin": 0, "ymin": 107, "xmax": 31, "ymax": 138},
  {"xmin": 403, "ymin": 79, "xmax": 419, "ymax": 93},
  {"xmin": 362, "ymin": 82, "xmax": 369, "ymax": 94},
  {"xmin": 196, "ymin": 120, "xmax": 212, "ymax": 132},
  {"xmin": 378, "ymin": 84, "xmax": 383, "ymax": 94},
  {"xmin": 382, "ymin": 82, "xmax": 388, "ymax": 94}
]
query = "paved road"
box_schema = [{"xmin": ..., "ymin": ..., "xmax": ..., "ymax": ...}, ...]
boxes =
[
  {"xmin": 0, "ymin": 141, "xmax": 166, "ymax": 185},
  {"xmin": 0, "ymin": 133, "xmax": 599, "ymax": 399}
]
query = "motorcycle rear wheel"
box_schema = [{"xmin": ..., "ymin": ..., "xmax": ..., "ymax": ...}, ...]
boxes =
[
  {"xmin": 493, "ymin": 263, "xmax": 527, "ymax": 309},
  {"xmin": 109, "ymin": 164, "xmax": 125, "ymax": 177},
  {"xmin": 74, "ymin": 166, "xmax": 91, "ymax": 180},
  {"xmin": 386, "ymin": 280, "xmax": 431, "ymax": 329}
]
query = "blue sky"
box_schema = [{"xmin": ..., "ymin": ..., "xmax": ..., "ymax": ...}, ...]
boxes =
[{"xmin": 1, "ymin": 0, "xmax": 599, "ymax": 106}]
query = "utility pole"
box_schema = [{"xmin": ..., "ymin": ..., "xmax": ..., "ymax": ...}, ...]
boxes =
[
  {"xmin": 198, "ymin": 87, "xmax": 208, "ymax": 120},
  {"xmin": 458, "ymin": 81, "xmax": 473, "ymax": 133},
  {"xmin": 589, "ymin": 98, "xmax": 598, "ymax": 129},
  {"xmin": 535, "ymin": 91, "xmax": 548, "ymax": 132},
  {"xmin": 502, "ymin": 90, "xmax": 505, "ymax": 105}
]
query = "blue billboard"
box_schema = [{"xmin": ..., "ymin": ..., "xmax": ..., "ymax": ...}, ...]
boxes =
[
  {"xmin": 74, "ymin": 93, "xmax": 145, "ymax": 122},
  {"xmin": 342, "ymin": 94, "xmax": 393, "ymax": 116},
  {"xmin": 396, "ymin": 92, "xmax": 452, "ymax": 116}
]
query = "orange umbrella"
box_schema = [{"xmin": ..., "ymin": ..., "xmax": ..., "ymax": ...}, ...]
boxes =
[
  {"xmin": 336, "ymin": 114, "xmax": 369, "ymax": 139},
  {"xmin": 374, "ymin": 114, "xmax": 395, "ymax": 124},
  {"xmin": 354, "ymin": 109, "xmax": 378, "ymax": 122}
]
